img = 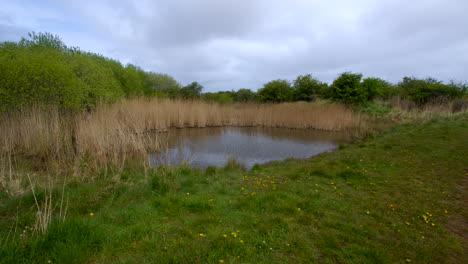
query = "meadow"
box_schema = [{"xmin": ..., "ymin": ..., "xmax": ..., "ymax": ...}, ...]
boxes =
[{"xmin": 0, "ymin": 98, "xmax": 467, "ymax": 263}]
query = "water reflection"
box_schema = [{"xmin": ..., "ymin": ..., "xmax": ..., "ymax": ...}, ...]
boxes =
[{"xmin": 148, "ymin": 127, "xmax": 351, "ymax": 169}]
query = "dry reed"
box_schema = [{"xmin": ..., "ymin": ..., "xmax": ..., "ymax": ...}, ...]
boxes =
[{"xmin": 0, "ymin": 99, "xmax": 365, "ymax": 172}]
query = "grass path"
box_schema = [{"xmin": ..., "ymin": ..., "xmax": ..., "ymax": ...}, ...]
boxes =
[{"xmin": 1, "ymin": 116, "xmax": 467, "ymax": 263}]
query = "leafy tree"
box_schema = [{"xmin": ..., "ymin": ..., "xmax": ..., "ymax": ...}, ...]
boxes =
[
  {"xmin": 18, "ymin": 32, "xmax": 67, "ymax": 51},
  {"xmin": 0, "ymin": 47, "xmax": 86, "ymax": 109},
  {"xmin": 257, "ymin": 80, "xmax": 294, "ymax": 102},
  {"xmin": 68, "ymin": 53, "xmax": 124, "ymax": 107},
  {"xmin": 293, "ymin": 74, "xmax": 326, "ymax": 101},
  {"xmin": 329, "ymin": 72, "xmax": 366, "ymax": 105},
  {"xmin": 361, "ymin": 77, "xmax": 394, "ymax": 100},
  {"xmin": 234, "ymin": 89, "xmax": 257, "ymax": 102},
  {"xmin": 399, "ymin": 77, "xmax": 466, "ymax": 104},
  {"xmin": 180, "ymin": 82, "xmax": 203, "ymax": 99},
  {"xmin": 144, "ymin": 73, "xmax": 181, "ymax": 93}
]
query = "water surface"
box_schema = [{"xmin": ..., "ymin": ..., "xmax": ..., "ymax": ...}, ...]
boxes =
[{"xmin": 149, "ymin": 127, "xmax": 351, "ymax": 169}]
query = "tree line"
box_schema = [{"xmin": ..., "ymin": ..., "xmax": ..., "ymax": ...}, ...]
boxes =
[
  {"xmin": 1, "ymin": 32, "xmax": 466, "ymax": 111},
  {"xmin": 0, "ymin": 32, "xmax": 203, "ymax": 111},
  {"xmin": 204, "ymin": 73, "xmax": 466, "ymax": 106}
]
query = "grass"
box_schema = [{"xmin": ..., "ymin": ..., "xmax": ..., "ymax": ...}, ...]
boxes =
[{"xmin": 0, "ymin": 114, "xmax": 466, "ymax": 263}]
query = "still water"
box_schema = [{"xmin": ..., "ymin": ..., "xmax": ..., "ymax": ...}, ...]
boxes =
[{"xmin": 148, "ymin": 127, "xmax": 351, "ymax": 170}]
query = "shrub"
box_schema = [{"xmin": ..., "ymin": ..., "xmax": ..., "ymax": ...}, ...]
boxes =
[
  {"xmin": 258, "ymin": 79, "xmax": 294, "ymax": 102},
  {"xmin": 234, "ymin": 89, "xmax": 257, "ymax": 102},
  {"xmin": 293, "ymin": 74, "xmax": 326, "ymax": 101},
  {"xmin": 329, "ymin": 72, "xmax": 366, "ymax": 105}
]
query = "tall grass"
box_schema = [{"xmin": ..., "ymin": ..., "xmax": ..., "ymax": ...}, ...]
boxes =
[{"xmin": 0, "ymin": 99, "xmax": 365, "ymax": 173}]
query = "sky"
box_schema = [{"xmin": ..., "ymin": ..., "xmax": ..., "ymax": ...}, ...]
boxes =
[{"xmin": 1, "ymin": 0, "xmax": 467, "ymax": 92}]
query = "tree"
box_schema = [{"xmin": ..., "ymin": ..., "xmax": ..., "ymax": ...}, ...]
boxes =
[
  {"xmin": 143, "ymin": 73, "xmax": 181, "ymax": 95},
  {"xmin": 399, "ymin": 77, "xmax": 466, "ymax": 105},
  {"xmin": 234, "ymin": 89, "xmax": 257, "ymax": 102},
  {"xmin": 329, "ymin": 72, "xmax": 366, "ymax": 105},
  {"xmin": 180, "ymin": 82, "xmax": 203, "ymax": 99},
  {"xmin": 293, "ymin": 74, "xmax": 326, "ymax": 101},
  {"xmin": 18, "ymin": 32, "xmax": 67, "ymax": 51},
  {"xmin": 257, "ymin": 79, "xmax": 294, "ymax": 102},
  {"xmin": 361, "ymin": 77, "xmax": 394, "ymax": 100}
]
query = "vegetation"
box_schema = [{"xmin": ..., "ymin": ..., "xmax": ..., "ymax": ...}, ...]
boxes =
[
  {"xmin": 0, "ymin": 32, "xmax": 198, "ymax": 110},
  {"xmin": 0, "ymin": 116, "xmax": 466, "ymax": 263},
  {"xmin": 257, "ymin": 79, "xmax": 295, "ymax": 102},
  {"xmin": 1, "ymin": 31, "xmax": 467, "ymax": 263}
]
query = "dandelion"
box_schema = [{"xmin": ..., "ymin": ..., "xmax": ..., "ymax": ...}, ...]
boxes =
[
  {"xmin": 89, "ymin": 213, "xmax": 94, "ymax": 216},
  {"xmin": 222, "ymin": 234, "xmax": 227, "ymax": 238},
  {"xmin": 405, "ymin": 222, "xmax": 411, "ymax": 226},
  {"xmin": 239, "ymin": 239, "xmax": 244, "ymax": 243},
  {"xmin": 366, "ymin": 211, "xmax": 370, "ymax": 214},
  {"xmin": 219, "ymin": 260, "xmax": 224, "ymax": 263},
  {"xmin": 186, "ymin": 192, "xmax": 190, "ymax": 196},
  {"xmin": 444, "ymin": 209, "xmax": 448, "ymax": 214},
  {"xmin": 231, "ymin": 232, "xmax": 237, "ymax": 238},
  {"xmin": 199, "ymin": 233, "xmax": 205, "ymax": 237},
  {"xmin": 406, "ymin": 258, "xmax": 412, "ymax": 262},
  {"xmin": 297, "ymin": 208, "xmax": 301, "ymax": 212}
]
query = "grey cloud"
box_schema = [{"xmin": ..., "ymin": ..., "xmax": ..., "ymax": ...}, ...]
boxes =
[{"xmin": 4, "ymin": 0, "xmax": 468, "ymax": 90}]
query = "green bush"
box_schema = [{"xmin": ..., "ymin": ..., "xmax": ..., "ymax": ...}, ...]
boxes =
[
  {"xmin": 329, "ymin": 72, "xmax": 366, "ymax": 105},
  {"xmin": 202, "ymin": 92, "xmax": 234, "ymax": 104},
  {"xmin": 0, "ymin": 32, "xmax": 181, "ymax": 111},
  {"xmin": 234, "ymin": 88, "xmax": 257, "ymax": 102},
  {"xmin": 257, "ymin": 79, "xmax": 294, "ymax": 102},
  {"xmin": 293, "ymin": 74, "xmax": 326, "ymax": 101},
  {"xmin": 398, "ymin": 77, "xmax": 466, "ymax": 105},
  {"xmin": 361, "ymin": 77, "xmax": 394, "ymax": 100}
]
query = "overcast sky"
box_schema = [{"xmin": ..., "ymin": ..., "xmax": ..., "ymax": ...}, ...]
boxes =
[{"xmin": 1, "ymin": 0, "xmax": 467, "ymax": 92}]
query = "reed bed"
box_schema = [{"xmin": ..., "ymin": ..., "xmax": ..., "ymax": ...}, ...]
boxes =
[{"xmin": 0, "ymin": 99, "xmax": 364, "ymax": 174}]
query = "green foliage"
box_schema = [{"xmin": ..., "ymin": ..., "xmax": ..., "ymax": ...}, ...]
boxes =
[
  {"xmin": 293, "ymin": 74, "xmax": 326, "ymax": 101},
  {"xmin": 361, "ymin": 77, "xmax": 394, "ymax": 100},
  {"xmin": 0, "ymin": 46, "xmax": 86, "ymax": 110},
  {"xmin": 398, "ymin": 77, "xmax": 466, "ymax": 105},
  {"xmin": 0, "ymin": 32, "xmax": 181, "ymax": 111},
  {"xmin": 18, "ymin": 32, "xmax": 67, "ymax": 51},
  {"xmin": 202, "ymin": 92, "xmax": 234, "ymax": 104},
  {"xmin": 233, "ymin": 89, "xmax": 257, "ymax": 102},
  {"xmin": 143, "ymin": 73, "xmax": 181, "ymax": 98},
  {"xmin": 258, "ymin": 79, "xmax": 294, "ymax": 102},
  {"xmin": 329, "ymin": 72, "xmax": 366, "ymax": 105},
  {"xmin": 180, "ymin": 82, "xmax": 203, "ymax": 99}
]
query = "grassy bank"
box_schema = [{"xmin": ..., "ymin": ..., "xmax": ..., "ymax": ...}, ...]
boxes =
[{"xmin": 0, "ymin": 114, "xmax": 466, "ymax": 263}]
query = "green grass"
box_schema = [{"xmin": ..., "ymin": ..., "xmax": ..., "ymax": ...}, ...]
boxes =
[{"xmin": 1, "ymin": 116, "xmax": 467, "ymax": 263}]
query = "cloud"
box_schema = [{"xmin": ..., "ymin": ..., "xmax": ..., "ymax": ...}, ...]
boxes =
[{"xmin": 2, "ymin": 0, "xmax": 468, "ymax": 91}]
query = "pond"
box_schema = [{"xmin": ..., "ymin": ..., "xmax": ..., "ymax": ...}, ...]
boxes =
[{"xmin": 148, "ymin": 127, "xmax": 351, "ymax": 170}]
